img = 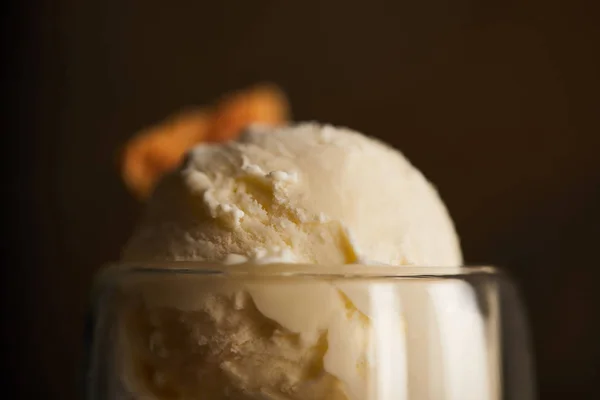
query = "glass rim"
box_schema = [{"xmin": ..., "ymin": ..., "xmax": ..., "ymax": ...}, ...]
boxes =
[{"xmin": 99, "ymin": 262, "xmax": 500, "ymax": 280}]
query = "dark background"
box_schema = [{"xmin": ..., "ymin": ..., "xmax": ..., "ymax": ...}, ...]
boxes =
[{"xmin": 3, "ymin": 0, "xmax": 599, "ymax": 399}]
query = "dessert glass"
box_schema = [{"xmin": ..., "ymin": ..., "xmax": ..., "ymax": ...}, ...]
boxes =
[{"xmin": 85, "ymin": 264, "xmax": 535, "ymax": 400}]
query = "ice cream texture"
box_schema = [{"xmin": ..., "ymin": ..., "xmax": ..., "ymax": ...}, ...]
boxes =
[
  {"xmin": 124, "ymin": 123, "xmax": 461, "ymax": 266},
  {"xmin": 119, "ymin": 123, "xmax": 465, "ymax": 399}
]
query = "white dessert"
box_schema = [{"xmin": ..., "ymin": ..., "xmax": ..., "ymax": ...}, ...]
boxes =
[
  {"xmin": 117, "ymin": 124, "xmax": 492, "ymax": 400},
  {"xmin": 124, "ymin": 123, "xmax": 461, "ymax": 266}
]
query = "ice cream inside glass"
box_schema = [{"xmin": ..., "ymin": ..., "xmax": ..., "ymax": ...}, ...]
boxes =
[{"xmin": 86, "ymin": 123, "xmax": 530, "ymax": 399}]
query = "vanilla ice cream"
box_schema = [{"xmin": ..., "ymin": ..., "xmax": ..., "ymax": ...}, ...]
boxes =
[
  {"xmin": 124, "ymin": 123, "xmax": 461, "ymax": 266},
  {"xmin": 114, "ymin": 123, "xmax": 490, "ymax": 400}
]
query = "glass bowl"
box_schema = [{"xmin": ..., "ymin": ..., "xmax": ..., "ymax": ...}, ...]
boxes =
[{"xmin": 84, "ymin": 263, "xmax": 535, "ymax": 400}]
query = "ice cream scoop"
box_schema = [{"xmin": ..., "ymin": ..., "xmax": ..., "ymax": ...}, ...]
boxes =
[
  {"xmin": 123, "ymin": 123, "xmax": 461, "ymax": 266},
  {"xmin": 118, "ymin": 123, "xmax": 469, "ymax": 400}
]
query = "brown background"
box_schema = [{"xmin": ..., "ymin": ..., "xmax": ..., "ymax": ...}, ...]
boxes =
[{"xmin": 3, "ymin": 0, "xmax": 599, "ymax": 398}]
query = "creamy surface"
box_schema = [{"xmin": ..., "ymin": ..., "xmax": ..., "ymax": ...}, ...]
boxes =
[
  {"xmin": 119, "ymin": 123, "xmax": 471, "ymax": 399},
  {"xmin": 124, "ymin": 123, "xmax": 461, "ymax": 266}
]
